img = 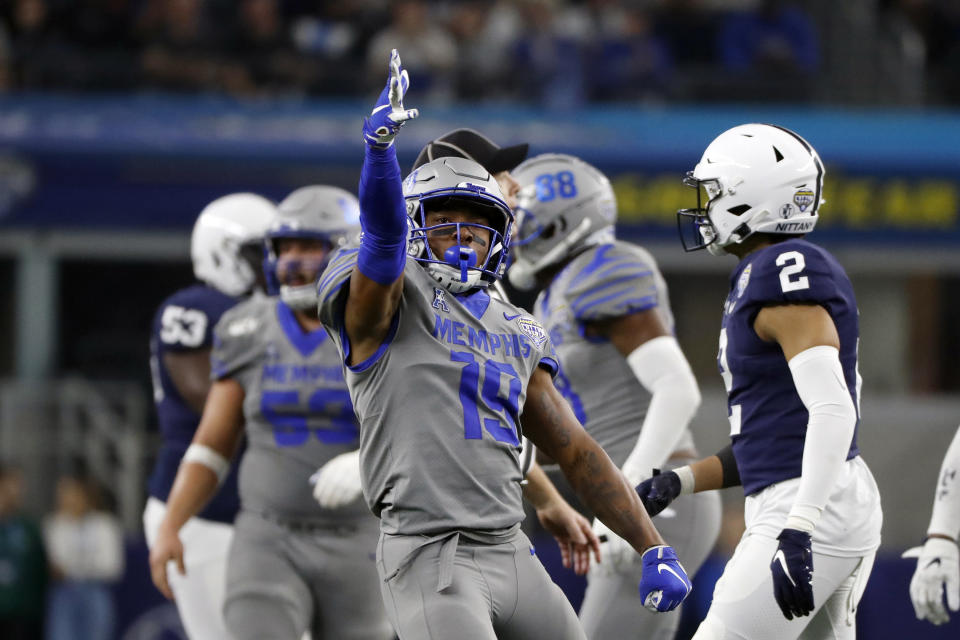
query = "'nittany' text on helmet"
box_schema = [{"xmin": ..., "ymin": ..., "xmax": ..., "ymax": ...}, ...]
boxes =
[
  {"xmin": 265, "ymin": 185, "xmax": 361, "ymax": 310},
  {"xmin": 403, "ymin": 157, "xmax": 513, "ymax": 294},
  {"xmin": 508, "ymin": 153, "xmax": 616, "ymax": 291},
  {"xmin": 677, "ymin": 123, "xmax": 825, "ymax": 256},
  {"xmin": 191, "ymin": 193, "xmax": 277, "ymax": 297}
]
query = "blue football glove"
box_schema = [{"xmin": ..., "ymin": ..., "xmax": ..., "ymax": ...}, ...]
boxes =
[
  {"xmin": 638, "ymin": 545, "xmax": 692, "ymax": 613},
  {"xmin": 635, "ymin": 469, "xmax": 681, "ymax": 517},
  {"xmin": 362, "ymin": 49, "xmax": 419, "ymax": 149},
  {"xmin": 770, "ymin": 528, "xmax": 815, "ymax": 620}
]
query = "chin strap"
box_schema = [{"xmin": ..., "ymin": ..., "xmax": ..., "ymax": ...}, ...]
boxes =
[{"xmin": 427, "ymin": 263, "xmax": 485, "ymax": 293}]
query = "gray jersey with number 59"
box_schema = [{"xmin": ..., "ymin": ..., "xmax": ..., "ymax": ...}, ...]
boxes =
[
  {"xmin": 318, "ymin": 249, "xmax": 559, "ymax": 536},
  {"xmin": 212, "ymin": 296, "xmax": 368, "ymax": 524}
]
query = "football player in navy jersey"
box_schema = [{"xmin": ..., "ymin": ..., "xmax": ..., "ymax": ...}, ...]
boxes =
[
  {"xmin": 144, "ymin": 192, "xmax": 276, "ymax": 639},
  {"xmin": 904, "ymin": 424, "xmax": 960, "ymax": 625},
  {"xmin": 635, "ymin": 123, "xmax": 883, "ymax": 639}
]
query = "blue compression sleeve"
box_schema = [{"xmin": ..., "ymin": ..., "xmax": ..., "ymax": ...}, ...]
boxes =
[{"xmin": 358, "ymin": 144, "xmax": 407, "ymax": 285}]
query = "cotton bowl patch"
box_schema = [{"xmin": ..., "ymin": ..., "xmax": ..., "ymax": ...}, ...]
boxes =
[
  {"xmin": 517, "ymin": 316, "xmax": 548, "ymax": 349},
  {"xmin": 793, "ymin": 189, "xmax": 815, "ymax": 212}
]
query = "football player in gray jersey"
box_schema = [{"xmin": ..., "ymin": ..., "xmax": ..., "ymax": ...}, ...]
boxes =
[
  {"xmin": 315, "ymin": 50, "xmax": 692, "ymax": 640},
  {"xmin": 509, "ymin": 153, "xmax": 723, "ymax": 639},
  {"xmin": 413, "ymin": 127, "xmax": 603, "ymax": 578},
  {"xmin": 149, "ymin": 186, "xmax": 392, "ymax": 640}
]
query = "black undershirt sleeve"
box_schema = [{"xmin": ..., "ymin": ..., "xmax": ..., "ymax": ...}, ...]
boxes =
[{"xmin": 716, "ymin": 444, "xmax": 742, "ymax": 489}]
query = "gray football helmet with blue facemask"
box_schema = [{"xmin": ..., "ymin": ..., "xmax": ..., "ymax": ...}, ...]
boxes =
[
  {"xmin": 508, "ymin": 153, "xmax": 617, "ymax": 291},
  {"xmin": 403, "ymin": 157, "xmax": 513, "ymax": 294},
  {"xmin": 264, "ymin": 185, "xmax": 361, "ymax": 310}
]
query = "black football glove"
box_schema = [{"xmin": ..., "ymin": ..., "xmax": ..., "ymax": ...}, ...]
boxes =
[{"xmin": 634, "ymin": 469, "xmax": 682, "ymax": 517}]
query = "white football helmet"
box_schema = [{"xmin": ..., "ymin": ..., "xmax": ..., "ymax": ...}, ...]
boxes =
[
  {"xmin": 508, "ymin": 153, "xmax": 616, "ymax": 291},
  {"xmin": 403, "ymin": 157, "xmax": 513, "ymax": 294},
  {"xmin": 265, "ymin": 185, "xmax": 361, "ymax": 310},
  {"xmin": 191, "ymin": 193, "xmax": 277, "ymax": 296},
  {"xmin": 678, "ymin": 123, "xmax": 825, "ymax": 256}
]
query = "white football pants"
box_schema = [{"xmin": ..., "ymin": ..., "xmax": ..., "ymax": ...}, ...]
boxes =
[
  {"xmin": 143, "ymin": 497, "xmax": 234, "ymax": 640},
  {"xmin": 693, "ymin": 457, "xmax": 882, "ymax": 640},
  {"xmin": 692, "ymin": 532, "xmax": 875, "ymax": 640}
]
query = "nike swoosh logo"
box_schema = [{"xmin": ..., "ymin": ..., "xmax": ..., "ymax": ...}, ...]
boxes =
[
  {"xmin": 657, "ymin": 564, "xmax": 690, "ymax": 593},
  {"xmin": 503, "ymin": 313, "xmax": 521, "ymax": 321},
  {"xmin": 774, "ymin": 550, "xmax": 796, "ymax": 587},
  {"xmin": 924, "ymin": 558, "xmax": 942, "ymax": 569}
]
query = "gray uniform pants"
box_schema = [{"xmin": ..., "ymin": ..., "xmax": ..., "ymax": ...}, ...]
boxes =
[
  {"xmin": 580, "ymin": 489, "xmax": 723, "ymax": 640},
  {"xmin": 224, "ymin": 510, "xmax": 393, "ymax": 640},
  {"xmin": 377, "ymin": 528, "xmax": 587, "ymax": 640}
]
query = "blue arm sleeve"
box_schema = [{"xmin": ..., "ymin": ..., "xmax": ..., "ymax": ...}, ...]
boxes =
[{"xmin": 358, "ymin": 144, "xmax": 408, "ymax": 285}]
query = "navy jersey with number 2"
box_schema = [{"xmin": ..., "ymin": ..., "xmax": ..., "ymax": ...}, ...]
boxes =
[{"xmin": 719, "ymin": 239, "xmax": 861, "ymax": 496}]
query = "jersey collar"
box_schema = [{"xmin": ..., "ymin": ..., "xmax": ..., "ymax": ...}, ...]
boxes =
[
  {"xmin": 276, "ymin": 300, "xmax": 328, "ymax": 357},
  {"xmin": 454, "ymin": 287, "xmax": 491, "ymax": 321}
]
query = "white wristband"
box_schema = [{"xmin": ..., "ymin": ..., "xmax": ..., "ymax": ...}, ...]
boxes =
[
  {"xmin": 785, "ymin": 504, "xmax": 821, "ymax": 533},
  {"xmin": 182, "ymin": 443, "xmax": 230, "ymax": 485},
  {"xmin": 674, "ymin": 465, "xmax": 695, "ymax": 495}
]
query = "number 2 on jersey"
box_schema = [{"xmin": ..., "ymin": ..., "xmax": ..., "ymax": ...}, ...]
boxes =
[
  {"xmin": 718, "ymin": 328, "xmax": 742, "ymax": 436},
  {"xmin": 451, "ymin": 351, "xmax": 521, "ymax": 446},
  {"xmin": 776, "ymin": 251, "xmax": 810, "ymax": 293}
]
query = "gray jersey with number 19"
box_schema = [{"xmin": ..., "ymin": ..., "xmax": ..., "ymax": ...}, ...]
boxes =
[{"xmin": 318, "ymin": 249, "xmax": 558, "ymax": 536}]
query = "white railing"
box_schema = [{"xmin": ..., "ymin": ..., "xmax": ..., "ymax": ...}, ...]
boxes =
[{"xmin": 0, "ymin": 377, "xmax": 152, "ymax": 533}]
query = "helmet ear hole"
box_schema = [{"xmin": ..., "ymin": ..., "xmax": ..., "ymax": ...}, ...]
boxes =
[{"xmin": 732, "ymin": 223, "xmax": 752, "ymax": 241}]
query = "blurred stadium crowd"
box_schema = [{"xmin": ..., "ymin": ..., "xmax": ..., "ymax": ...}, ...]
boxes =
[{"xmin": 0, "ymin": 0, "xmax": 958, "ymax": 105}]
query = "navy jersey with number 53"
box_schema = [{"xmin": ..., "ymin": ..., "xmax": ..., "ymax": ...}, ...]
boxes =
[
  {"xmin": 148, "ymin": 284, "xmax": 241, "ymax": 523},
  {"xmin": 719, "ymin": 239, "xmax": 861, "ymax": 496}
]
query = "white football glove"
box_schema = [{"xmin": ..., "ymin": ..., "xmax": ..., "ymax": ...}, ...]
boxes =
[
  {"xmin": 362, "ymin": 49, "xmax": 419, "ymax": 148},
  {"xmin": 903, "ymin": 537, "xmax": 960, "ymax": 625},
  {"xmin": 591, "ymin": 518, "xmax": 638, "ymax": 577},
  {"xmin": 309, "ymin": 450, "xmax": 362, "ymax": 509}
]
